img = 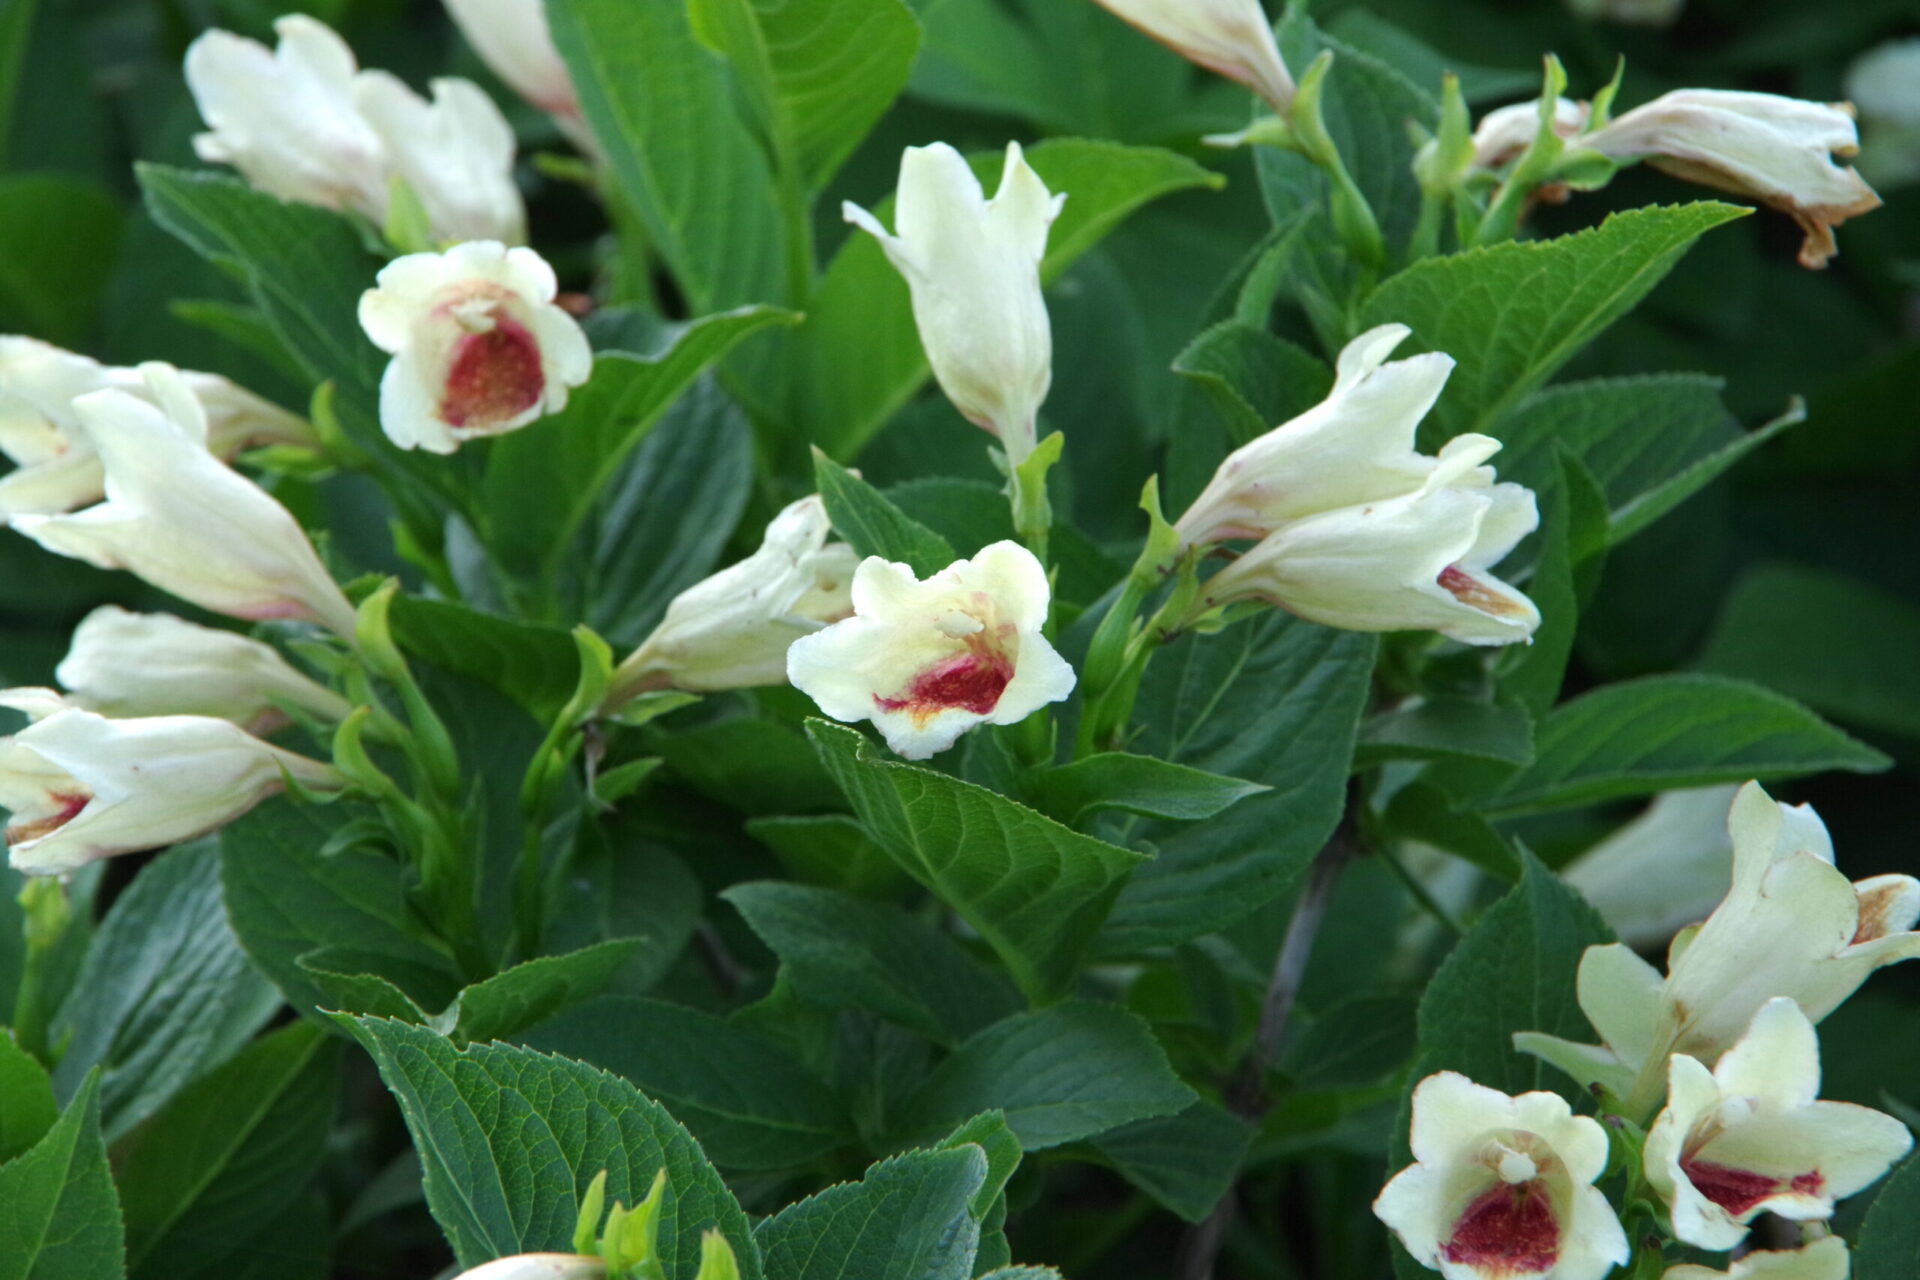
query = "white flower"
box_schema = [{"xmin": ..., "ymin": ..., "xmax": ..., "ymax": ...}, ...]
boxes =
[
  {"xmin": 440, "ymin": 0, "xmax": 580, "ymax": 121},
  {"xmin": 0, "ymin": 704, "xmax": 341, "ymax": 876},
  {"xmin": 1582, "ymin": 89, "xmax": 1881, "ymax": 268},
  {"xmin": 1374, "ymin": 1072, "xmax": 1628, "ymax": 1280},
  {"xmin": 10, "ymin": 364, "xmax": 358, "ymax": 638},
  {"xmin": 1664, "ymin": 1237, "xmax": 1850, "ymax": 1280},
  {"xmin": 353, "ymin": 72, "xmax": 525, "ymax": 244},
  {"xmin": 606, "ymin": 496, "xmax": 856, "ymax": 703},
  {"xmin": 1561, "ymin": 785, "xmax": 1742, "ymax": 950},
  {"xmin": 1089, "ymin": 0, "xmax": 1294, "ymax": 114},
  {"xmin": 1644, "ymin": 999, "xmax": 1910, "ymax": 1250},
  {"xmin": 454, "ymin": 1255, "xmax": 605, "ymax": 1280},
  {"xmin": 56, "ymin": 606, "xmax": 351, "ymax": 731},
  {"xmin": 0, "ymin": 336, "xmax": 312, "ymax": 519},
  {"xmin": 1519, "ymin": 783, "xmax": 1920, "ymax": 1118},
  {"xmin": 357, "ymin": 241, "xmax": 591, "ymax": 454},
  {"xmin": 185, "ymin": 15, "xmax": 389, "ymax": 218},
  {"xmin": 844, "ymin": 143, "xmax": 1063, "ymax": 466},
  {"xmin": 1470, "ymin": 98, "xmax": 1591, "ymax": 171},
  {"xmin": 786, "ymin": 540, "xmax": 1075, "ymax": 760}
]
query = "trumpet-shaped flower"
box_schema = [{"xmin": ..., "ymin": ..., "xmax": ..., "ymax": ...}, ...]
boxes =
[
  {"xmin": 0, "ymin": 337, "xmax": 312, "ymax": 519},
  {"xmin": 786, "ymin": 541, "xmax": 1075, "ymax": 760},
  {"xmin": 440, "ymin": 0, "xmax": 580, "ymax": 121},
  {"xmin": 1374, "ymin": 1072, "xmax": 1628, "ymax": 1280},
  {"xmin": 1664, "ymin": 1237, "xmax": 1850, "ymax": 1280},
  {"xmin": 1519, "ymin": 782, "xmax": 1920, "ymax": 1117},
  {"xmin": 844, "ymin": 143, "xmax": 1062, "ymax": 465},
  {"xmin": 454, "ymin": 1256, "xmax": 604, "ymax": 1280},
  {"xmin": 56, "ymin": 606, "xmax": 351, "ymax": 731},
  {"xmin": 10, "ymin": 365, "xmax": 358, "ymax": 638},
  {"xmin": 353, "ymin": 72, "xmax": 525, "ymax": 244},
  {"xmin": 0, "ymin": 704, "xmax": 341, "ymax": 875},
  {"xmin": 1089, "ymin": 0, "xmax": 1294, "ymax": 114},
  {"xmin": 1581, "ymin": 90, "xmax": 1880, "ymax": 268},
  {"xmin": 357, "ymin": 241, "xmax": 591, "ymax": 453},
  {"xmin": 1644, "ymin": 999, "xmax": 1910, "ymax": 1249},
  {"xmin": 605, "ymin": 496, "xmax": 857, "ymax": 703}
]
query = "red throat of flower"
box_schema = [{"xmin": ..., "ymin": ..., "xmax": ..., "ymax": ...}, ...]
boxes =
[
  {"xmin": 1438, "ymin": 565, "xmax": 1528, "ymax": 617},
  {"xmin": 1682, "ymin": 1158, "xmax": 1824, "ymax": 1217},
  {"xmin": 7, "ymin": 790, "xmax": 91, "ymax": 845},
  {"xmin": 875, "ymin": 636, "xmax": 1015, "ymax": 727},
  {"xmin": 440, "ymin": 312, "xmax": 545, "ymax": 429},
  {"xmin": 1441, "ymin": 1181, "xmax": 1559, "ymax": 1276}
]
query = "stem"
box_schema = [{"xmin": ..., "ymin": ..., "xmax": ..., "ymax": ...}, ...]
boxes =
[{"xmin": 1408, "ymin": 189, "xmax": 1445, "ymax": 262}]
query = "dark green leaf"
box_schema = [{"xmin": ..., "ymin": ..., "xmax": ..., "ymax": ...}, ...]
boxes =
[
  {"xmin": 343, "ymin": 1016, "xmax": 760, "ymax": 1273},
  {"xmin": 0, "ymin": 1072, "xmax": 123, "ymax": 1280},
  {"xmin": 1029, "ymin": 754, "xmax": 1269, "ymax": 827},
  {"xmin": 1172, "ymin": 322, "xmax": 1333, "ymax": 446},
  {"xmin": 743, "ymin": 814, "xmax": 914, "ymax": 900},
  {"xmin": 1090, "ymin": 1100, "xmax": 1253, "ymax": 1224},
  {"xmin": 388, "ymin": 597, "xmax": 580, "ymax": 720},
  {"xmin": 440, "ymin": 940, "xmax": 642, "ymax": 1045},
  {"xmin": 0, "ymin": 1034, "xmax": 54, "ymax": 1164},
  {"xmin": 1857, "ymin": 1153, "xmax": 1920, "ymax": 1280},
  {"xmin": 814, "ymin": 450, "xmax": 957, "ymax": 577},
  {"xmin": 1285, "ymin": 996, "xmax": 1418, "ymax": 1089},
  {"xmin": 1355, "ymin": 699, "xmax": 1533, "ymax": 769},
  {"xmin": 754, "ymin": 1145, "xmax": 985, "ymax": 1280},
  {"xmin": 1609, "ymin": 404, "xmax": 1801, "ymax": 545},
  {"xmin": 808, "ymin": 720, "xmax": 1146, "ymax": 1002},
  {"xmin": 0, "ymin": 175, "xmax": 122, "ymax": 345},
  {"xmin": 658, "ymin": 716, "xmax": 841, "ymax": 817}
]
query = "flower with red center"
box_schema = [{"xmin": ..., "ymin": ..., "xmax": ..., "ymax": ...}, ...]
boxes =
[
  {"xmin": 358, "ymin": 241, "xmax": 591, "ymax": 454},
  {"xmin": 1644, "ymin": 998, "xmax": 1910, "ymax": 1250},
  {"xmin": 0, "ymin": 701, "xmax": 342, "ymax": 876},
  {"xmin": 1375, "ymin": 1072, "xmax": 1627, "ymax": 1280},
  {"xmin": 1663, "ymin": 1236, "xmax": 1850, "ymax": 1280},
  {"xmin": 785, "ymin": 541, "xmax": 1075, "ymax": 760}
]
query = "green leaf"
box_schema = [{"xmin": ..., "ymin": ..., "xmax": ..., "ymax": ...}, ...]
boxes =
[
  {"xmin": 1358, "ymin": 203, "xmax": 1751, "ymax": 440},
  {"xmin": 547, "ymin": 0, "xmax": 787, "ymax": 311},
  {"xmin": 0, "ymin": 0, "xmax": 39, "ymax": 170},
  {"xmin": 1354, "ymin": 699, "xmax": 1534, "ymax": 768},
  {"xmin": 723, "ymin": 882, "xmax": 1021, "ymax": 1047},
  {"xmin": 0, "ymin": 1072, "xmax": 123, "ymax": 1280},
  {"xmin": 1284, "ymin": 995, "xmax": 1418, "ymax": 1089},
  {"xmin": 220, "ymin": 801, "xmax": 462, "ymax": 1019},
  {"xmin": 1172, "ymin": 322, "xmax": 1333, "ymax": 447},
  {"xmin": 116, "ymin": 1023, "xmax": 338, "ymax": 1279},
  {"xmin": 1607, "ymin": 402, "xmax": 1802, "ymax": 545},
  {"xmin": 49, "ymin": 841, "xmax": 280, "ymax": 1142},
  {"xmin": 689, "ymin": 0, "xmax": 921, "ymax": 191},
  {"xmin": 895, "ymin": 1003, "xmax": 1196, "ymax": 1149},
  {"xmin": 0, "ymin": 1034, "xmax": 54, "ymax": 1164},
  {"xmin": 753, "ymin": 1145, "xmax": 986, "ymax": 1280},
  {"xmin": 1473, "ymin": 675, "xmax": 1891, "ymax": 817},
  {"xmin": 1028, "ymin": 754, "xmax": 1269, "ymax": 827},
  {"xmin": 886, "ymin": 477, "xmax": 1125, "ymax": 609},
  {"xmin": 0, "ymin": 174, "xmax": 122, "ymax": 345},
  {"xmin": 813, "ymin": 450, "xmax": 957, "ymax": 576},
  {"xmin": 808, "ymin": 720, "xmax": 1146, "ymax": 1002},
  {"xmin": 934, "ymin": 1111, "xmax": 1021, "ymax": 1221},
  {"xmin": 767, "ymin": 138, "xmax": 1221, "ymax": 461},
  {"xmin": 1697, "ymin": 563, "xmax": 1920, "ymax": 741},
  {"xmin": 743, "ymin": 814, "xmax": 914, "ymax": 900},
  {"xmin": 483, "ymin": 308, "xmax": 797, "ymax": 582},
  {"xmin": 1857, "ymin": 1153, "xmax": 1920, "ymax": 1280},
  {"xmin": 1492, "ymin": 450, "xmax": 1608, "ymax": 725},
  {"xmin": 1089, "ymin": 1100, "xmax": 1253, "ymax": 1224},
  {"xmin": 1102, "ymin": 615, "xmax": 1376, "ymax": 953},
  {"xmin": 438, "ymin": 940, "xmax": 642, "ymax": 1045},
  {"xmin": 343, "ymin": 1016, "xmax": 761, "ymax": 1274},
  {"xmin": 657, "ymin": 716, "xmax": 840, "ymax": 817},
  {"xmin": 522, "ymin": 995, "xmax": 851, "ymax": 1171},
  {"xmin": 388, "ymin": 597, "xmax": 581, "ymax": 720}
]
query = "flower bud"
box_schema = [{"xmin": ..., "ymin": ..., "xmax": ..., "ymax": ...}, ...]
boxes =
[
  {"xmin": 0, "ymin": 337, "xmax": 312, "ymax": 519},
  {"xmin": 11, "ymin": 364, "xmax": 358, "ymax": 638},
  {"xmin": 1644, "ymin": 999, "xmax": 1910, "ymax": 1250},
  {"xmin": 1090, "ymin": 0, "xmax": 1294, "ymax": 114},
  {"xmin": 1374, "ymin": 1071, "xmax": 1628, "ymax": 1280},
  {"xmin": 1560, "ymin": 785, "xmax": 1741, "ymax": 950},
  {"xmin": 440, "ymin": 0, "xmax": 581, "ymax": 122},
  {"xmin": 844, "ymin": 143, "xmax": 1062, "ymax": 465},
  {"xmin": 353, "ymin": 73, "xmax": 525, "ymax": 245},
  {"xmin": 0, "ymin": 704, "xmax": 342, "ymax": 876},
  {"xmin": 453, "ymin": 1254, "xmax": 605, "ymax": 1280},
  {"xmin": 56, "ymin": 606, "xmax": 351, "ymax": 731},
  {"xmin": 606, "ymin": 496, "xmax": 857, "ymax": 705},
  {"xmin": 1664, "ymin": 1237, "xmax": 1850, "ymax": 1280},
  {"xmin": 1581, "ymin": 89, "xmax": 1881, "ymax": 268},
  {"xmin": 787, "ymin": 540, "xmax": 1075, "ymax": 760},
  {"xmin": 357, "ymin": 241, "xmax": 592, "ymax": 454}
]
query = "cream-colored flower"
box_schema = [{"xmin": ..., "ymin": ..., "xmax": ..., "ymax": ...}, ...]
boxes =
[
  {"xmin": 10, "ymin": 364, "xmax": 357, "ymax": 637},
  {"xmin": 353, "ymin": 72, "xmax": 525, "ymax": 244},
  {"xmin": 1645, "ymin": 999, "xmax": 1910, "ymax": 1250},
  {"xmin": 1374, "ymin": 1072, "xmax": 1628, "ymax": 1280},
  {"xmin": 1582, "ymin": 89, "xmax": 1881, "ymax": 267},
  {"xmin": 440, "ymin": 0, "xmax": 580, "ymax": 121},
  {"xmin": 0, "ymin": 337, "xmax": 311, "ymax": 519},
  {"xmin": 454, "ymin": 1256, "xmax": 604, "ymax": 1280},
  {"xmin": 1664, "ymin": 1237, "xmax": 1850, "ymax": 1280},
  {"xmin": 1561, "ymin": 786, "xmax": 1741, "ymax": 950},
  {"xmin": 1089, "ymin": 0, "xmax": 1294, "ymax": 114},
  {"xmin": 357, "ymin": 241, "xmax": 591, "ymax": 453},
  {"xmin": 0, "ymin": 704, "xmax": 341, "ymax": 875},
  {"xmin": 605, "ymin": 496, "xmax": 857, "ymax": 703},
  {"xmin": 56, "ymin": 606, "xmax": 351, "ymax": 731},
  {"xmin": 1470, "ymin": 98, "xmax": 1590, "ymax": 171},
  {"xmin": 844, "ymin": 143, "xmax": 1062, "ymax": 465},
  {"xmin": 786, "ymin": 541, "xmax": 1074, "ymax": 760}
]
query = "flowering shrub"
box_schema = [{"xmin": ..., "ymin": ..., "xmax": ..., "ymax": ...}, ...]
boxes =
[{"xmin": 0, "ymin": 0, "xmax": 1915, "ymax": 1277}]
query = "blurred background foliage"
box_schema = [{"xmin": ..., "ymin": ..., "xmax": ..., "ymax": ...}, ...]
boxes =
[{"xmin": 1, "ymin": 0, "xmax": 1918, "ymax": 1275}]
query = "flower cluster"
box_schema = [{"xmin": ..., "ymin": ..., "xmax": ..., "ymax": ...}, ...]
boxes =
[{"xmin": 1378, "ymin": 783, "xmax": 1919, "ymax": 1279}]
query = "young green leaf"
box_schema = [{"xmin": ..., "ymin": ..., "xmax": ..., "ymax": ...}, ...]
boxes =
[
  {"xmin": 435, "ymin": 939, "xmax": 643, "ymax": 1046},
  {"xmin": 753, "ymin": 1145, "xmax": 986, "ymax": 1280},
  {"xmin": 0, "ymin": 1033, "xmax": 55, "ymax": 1164},
  {"xmin": 0, "ymin": 1072, "xmax": 123, "ymax": 1280}
]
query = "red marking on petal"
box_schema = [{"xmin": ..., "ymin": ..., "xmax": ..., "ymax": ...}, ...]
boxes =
[
  {"xmin": 1790, "ymin": 1170, "xmax": 1826, "ymax": 1197},
  {"xmin": 875, "ymin": 645, "xmax": 1015, "ymax": 726},
  {"xmin": 7, "ymin": 790, "xmax": 92, "ymax": 844},
  {"xmin": 440, "ymin": 313, "xmax": 545, "ymax": 429},
  {"xmin": 1438, "ymin": 565, "xmax": 1528, "ymax": 617},
  {"xmin": 1683, "ymin": 1159, "xmax": 1791, "ymax": 1216},
  {"xmin": 1441, "ymin": 1181, "xmax": 1559, "ymax": 1275},
  {"xmin": 1854, "ymin": 882, "xmax": 1906, "ymax": 944}
]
